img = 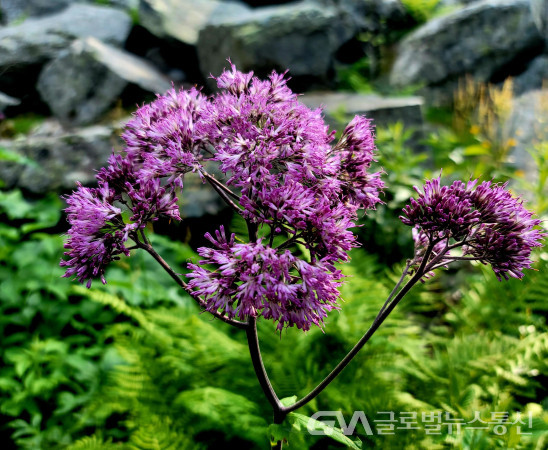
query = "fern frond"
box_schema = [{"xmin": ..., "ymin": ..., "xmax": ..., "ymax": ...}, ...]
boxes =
[{"xmin": 68, "ymin": 434, "xmax": 119, "ymax": 449}]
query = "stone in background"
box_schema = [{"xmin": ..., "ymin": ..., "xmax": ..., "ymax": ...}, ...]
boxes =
[
  {"xmin": 138, "ymin": 0, "xmax": 250, "ymax": 46},
  {"xmin": 0, "ymin": 3, "xmax": 132, "ymax": 109},
  {"xmin": 37, "ymin": 37, "xmax": 173, "ymax": 126},
  {"xmin": 530, "ymin": 0, "xmax": 548, "ymax": 44},
  {"xmin": 507, "ymin": 88, "xmax": 548, "ymax": 182},
  {"xmin": 0, "ymin": 121, "xmax": 118, "ymax": 193},
  {"xmin": 300, "ymin": 91, "xmax": 424, "ymax": 131},
  {"xmin": 0, "ymin": 3, "xmax": 131, "ymax": 67},
  {"xmin": 0, "ymin": 0, "xmax": 71, "ymax": 24},
  {"xmin": 390, "ymin": 0, "xmax": 545, "ymax": 97},
  {"xmin": 197, "ymin": 1, "xmax": 356, "ymax": 85},
  {"xmin": 513, "ymin": 56, "xmax": 548, "ymax": 96}
]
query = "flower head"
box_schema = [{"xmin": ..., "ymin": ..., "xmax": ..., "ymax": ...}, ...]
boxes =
[
  {"xmin": 465, "ymin": 181, "xmax": 545, "ymax": 280},
  {"xmin": 401, "ymin": 176, "xmax": 545, "ymax": 280},
  {"xmin": 401, "ymin": 177, "xmax": 480, "ymax": 240},
  {"xmin": 187, "ymin": 227, "xmax": 343, "ymax": 331},
  {"xmin": 61, "ymin": 62, "xmax": 386, "ymax": 331},
  {"xmin": 331, "ymin": 116, "xmax": 385, "ymax": 209},
  {"xmin": 60, "ymin": 183, "xmax": 130, "ymax": 288}
]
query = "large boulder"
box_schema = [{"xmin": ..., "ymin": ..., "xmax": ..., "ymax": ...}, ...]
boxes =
[
  {"xmin": 138, "ymin": 0, "xmax": 250, "ymax": 46},
  {"xmin": 0, "ymin": 121, "xmax": 118, "ymax": 194},
  {"xmin": 390, "ymin": 0, "xmax": 544, "ymax": 89},
  {"xmin": 0, "ymin": 118, "xmax": 226, "ymax": 217},
  {"xmin": 197, "ymin": 1, "xmax": 356, "ymax": 83},
  {"xmin": 321, "ymin": 0, "xmax": 411, "ymax": 32},
  {"xmin": 37, "ymin": 37, "xmax": 173, "ymax": 126},
  {"xmin": 513, "ymin": 55, "xmax": 548, "ymax": 96},
  {"xmin": 300, "ymin": 91, "xmax": 424, "ymax": 131},
  {"xmin": 530, "ymin": 0, "xmax": 548, "ymax": 43},
  {"xmin": 0, "ymin": 0, "xmax": 71, "ymax": 24},
  {"xmin": 0, "ymin": 3, "xmax": 132, "ymax": 103},
  {"xmin": 0, "ymin": 3, "xmax": 131, "ymax": 67},
  {"xmin": 506, "ymin": 88, "xmax": 548, "ymax": 184}
]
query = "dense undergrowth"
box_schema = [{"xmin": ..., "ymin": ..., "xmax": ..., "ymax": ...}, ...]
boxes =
[{"xmin": 1, "ymin": 79, "xmax": 547, "ymax": 449}]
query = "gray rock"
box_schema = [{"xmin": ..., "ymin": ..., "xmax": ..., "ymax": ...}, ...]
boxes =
[
  {"xmin": 197, "ymin": 1, "xmax": 356, "ymax": 82},
  {"xmin": 179, "ymin": 162, "xmax": 227, "ymax": 217},
  {"xmin": 513, "ymin": 56, "xmax": 548, "ymax": 96},
  {"xmin": 0, "ymin": 121, "xmax": 119, "ymax": 193},
  {"xmin": 0, "ymin": 3, "xmax": 131, "ymax": 69},
  {"xmin": 390, "ymin": 0, "xmax": 544, "ymax": 88},
  {"xmin": 0, "ymin": 0, "xmax": 71, "ymax": 24},
  {"xmin": 105, "ymin": 0, "xmax": 140, "ymax": 10},
  {"xmin": 138, "ymin": 0, "xmax": 250, "ymax": 46},
  {"xmin": 438, "ymin": 0, "xmax": 478, "ymax": 6},
  {"xmin": 0, "ymin": 91, "xmax": 20, "ymax": 110},
  {"xmin": 531, "ymin": 0, "xmax": 548, "ymax": 42},
  {"xmin": 321, "ymin": 0, "xmax": 410, "ymax": 32},
  {"xmin": 300, "ymin": 91, "xmax": 424, "ymax": 131},
  {"xmin": 0, "ymin": 117, "xmax": 227, "ymax": 217},
  {"xmin": 506, "ymin": 88, "xmax": 548, "ymax": 187},
  {"xmin": 37, "ymin": 37, "xmax": 173, "ymax": 126}
]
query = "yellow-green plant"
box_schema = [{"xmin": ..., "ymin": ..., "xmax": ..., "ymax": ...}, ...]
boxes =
[{"xmin": 401, "ymin": 0, "xmax": 440, "ymax": 23}]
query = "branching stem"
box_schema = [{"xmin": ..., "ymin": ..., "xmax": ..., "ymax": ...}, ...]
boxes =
[
  {"xmin": 279, "ymin": 242, "xmax": 437, "ymax": 417},
  {"xmin": 201, "ymin": 170, "xmax": 243, "ymax": 213},
  {"xmin": 246, "ymin": 316, "xmax": 283, "ymax": 412},
  {"xmin": 133, "ymin": 233, "xmax": 248, "ymax": 330}
]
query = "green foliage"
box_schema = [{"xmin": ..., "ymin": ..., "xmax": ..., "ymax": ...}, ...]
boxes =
[
  {"xmin": 0, "ymin": 190, "xmax": 118, "ymax": 448},
  {"xmin": 359, "ymin": 122, "xmax": 429, "ymax": 262},
  {"xmin": 0, "ymin": 147, "xmax": 39, "ymax": 169},
  {"xmin": 0, "ymin": 114, "xmax": 45, "ymax": 138},
  {"xmin": 270, "ymin": 411, "xmax": 362, "ymax": 449},
  {"xmin": 1, "ymin": 81, "xmax": 547, "ymax": 448},
  {"xmin": 336, "ymin": 58, "xmax": 375, "ymax": 94},
  {"xmin": 401, "ymin": 0, "xmax": 441, "ymax": 23}
]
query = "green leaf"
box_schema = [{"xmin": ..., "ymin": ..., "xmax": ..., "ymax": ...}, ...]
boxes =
[
  {"xmin": 0, "ymin": 377, "xmax": 20, "ymax": 392},
  {"xmin": 272, "ymin": 412, "xmax": 362, "ymax": 449},
  {"xmin": 175, "ymin": 387, "xmax": 267, "ymax": 444},
  {"xmin": 0, "ymin": 190, "xmax": 34, "ymax": 219},
  {"xmin": 463, "ymin": 144, "xmax": 491, "ymax": 156},
  {"xmin": 268, "ymin": 422, "xmax": 291, "ymax": 445},
  {"xmin": 0, "ymin": 147, "xmax": 39, "ymax": 168},
  {"xmin": 280, "ymin": 395, "xmax": 297, "ymax": 407}
]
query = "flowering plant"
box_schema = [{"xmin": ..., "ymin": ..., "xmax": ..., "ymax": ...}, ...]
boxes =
[{"xmin": 61, "ymin": 64, "xmax": 544, "ymax": 448}]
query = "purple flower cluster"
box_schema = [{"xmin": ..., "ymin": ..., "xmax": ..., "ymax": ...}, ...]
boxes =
[
  {"xmin": 61, "ymin": 88, "xmax": 202, "ymax": 287},
  {"xmin": 61, "ymin": 63, "xmax": 384, "ymax": 331},
  {"xmin": 60, "ymin": 182, "xmax": 130, "ymax": 288},
  {"xmin": 187, "ymin": 227, "xmax": 343, "ymax": 331},
  {"xmin": 401, "ymin": 176, "xmax": 545, "ymax": 280}
]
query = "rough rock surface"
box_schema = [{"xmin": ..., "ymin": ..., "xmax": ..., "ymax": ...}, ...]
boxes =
[
  {"xmin": 0, "ymin": 3, "xmax": 132, "ymax": 107},
  {"xmin": 197, "ymin": 1, "xmax": 356, "ymax": 82},
  {"xmin": 390, "ymin": 0, "xmax": 544, "ymax": 88},
  {"xmin": 507, "ymin": 89, "xmax": 548, "ymax": 181},
  {"xmin": 300, "ymin": 91, "xmax": 424, "ymax": 131},
  {"xmin": 0, "ymin": 122, "xmax": 119, "ymax": 194},
  {"xmin": 0, "ymin": 118, "xmax": 227, "ymax": 217},
  {"xmin": 0, "ymin": 0, "xmax": 71, "ymax": 24},
  {"xmin": 37, "ymin": 37, "xmax": 172, "ymax": 126},
  {"xmin": 530, "ymin": 0, "xmax": 548, "ymax": 43},
  {"xmin": 513, "ymin": 56, "xmax": 548, "ymax": 95},
  {"xmin": 0, "ymin": 91, "xmax": 20, "ymax": 111},
  {"xmin": 0, "ymin": 3, "xmax": 131, "ymax": 68},
  {"xmin": 321, "ymin": 0, "xmax": 411, "ymax": 32},
  {"xmin": 138, "ymin": 0, "xmax": 250, "ymax": 46}
]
